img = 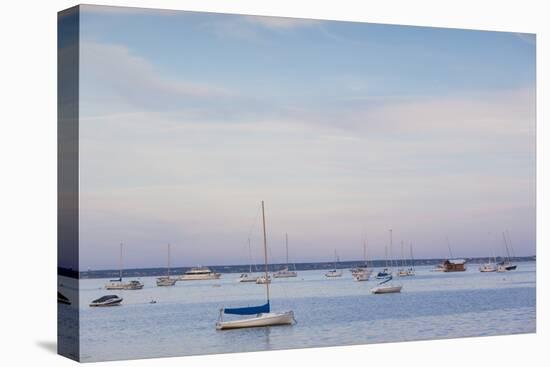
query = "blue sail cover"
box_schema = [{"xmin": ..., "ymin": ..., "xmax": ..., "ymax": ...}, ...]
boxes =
[{"xmin": 224, "ymin": 302, "xmax": 270, "ymax": 315}]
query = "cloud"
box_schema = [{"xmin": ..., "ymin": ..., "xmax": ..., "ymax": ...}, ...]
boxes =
[
  {"xmin": 242, "ymin": 15, "xmax": 321, "ymax": 30},
  {"xmin": 80, "ymin": 41, "xmax": 233, "ymax": 111}
]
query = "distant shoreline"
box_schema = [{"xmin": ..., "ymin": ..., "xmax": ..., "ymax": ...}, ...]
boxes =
[{"xmin": 59, "ymin": 256, "xmax": 536, "ymax": 279}]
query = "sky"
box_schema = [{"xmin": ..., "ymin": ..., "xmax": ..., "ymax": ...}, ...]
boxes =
[{"xmin": 75, "ymin": 5, "xmax": 536, "ymax": 270}]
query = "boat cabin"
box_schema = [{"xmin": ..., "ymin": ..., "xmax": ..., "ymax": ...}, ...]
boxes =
[{"xmin": 443, "ymin": 259, "xmax": 466, "ymax": 272}]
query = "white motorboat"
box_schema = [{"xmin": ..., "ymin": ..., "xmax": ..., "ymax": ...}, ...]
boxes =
[
  {"xmin": 239, "ymin": 273, "xmax": 259, "ymax": 283},
  {"xmin": 89, "ymin": 295, "xmax": 123, "ymax": 307},
  {"xmin": 179, "ymin": 266, "xmax": 221, "ymax": 281},
  {"xmin": 273, "ymin": 234, "xmax": 298, "ymax": 278},
  {"xmin": 105, "ymin": 243, "xmax": 144, "ymax": 290},
  {"xmin": 157, "ymin": 243, "xmax": 177, "ymax": 286},
  {"xmin": 216, "ymin": 201, "xmax": 295, "ymax": 330}
]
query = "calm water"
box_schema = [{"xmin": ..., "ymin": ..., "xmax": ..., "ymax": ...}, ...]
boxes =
[{"xmin": 61, "ymin": 262, "xmax": 536, "ymax": 362}]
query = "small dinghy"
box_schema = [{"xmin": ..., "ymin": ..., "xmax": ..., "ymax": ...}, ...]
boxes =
[
  {"xmin": 217, "ymin": 201, "xmax": 295, "ymax": 330},
  {"xmin": 89, "ymin": 295, "xmax": 123, "ymax": 307}
]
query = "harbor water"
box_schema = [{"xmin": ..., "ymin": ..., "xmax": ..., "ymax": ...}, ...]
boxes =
[{"xmin": 60, "ymin": 262, "xmax": 536, "ymax": 362}]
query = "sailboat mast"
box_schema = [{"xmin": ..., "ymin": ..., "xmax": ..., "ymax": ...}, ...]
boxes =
[
  {"xmin": 389, "ymin": 229, "xmax": 393, "ymax": 269},
  {"xmin": 119, "ymin": 242, "xmax": 123, "ymax": 281},
  {"xmin": 167, "ymin": 243, "xmax": 171, "ymax": 278},
  {"xmin": 503, "ymin": 232, "xmax": 511, "ymax": 261},
  {"xmin": 410, "ymin": 243, "xmax": 414, "ymax": 269},
  {"xmin": 286, "ymin": 233, "xmax": 289, "ymax": 266},
  {"xmin": 363, "ymin": 240, "xmax": 367, "ymax": 266},
  {"xmin": 248, "ymin": 237, "xmax": 252, "ymax": 274},
  {"xmin": 446, "ymin": 237, "xmax": 454, "ymax": 259},
  {"xmin": 261, "ymin": 201, "xmax": 270, "ymax": 302},
  {"xmin": 401, "ymin": 241, "xmax": 407, "ymax": 268}
]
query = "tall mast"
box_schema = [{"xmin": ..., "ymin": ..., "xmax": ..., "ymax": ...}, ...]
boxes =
[
  {"xmin": 285, "ymin": 233, "xmax": 289, "ymax": 266},
  {"xmin": 401, "ymin": 241, "xmax": 407, "ymax": 268},
  {"xmin": 446, "ymin": 237, "xmax": 454, "ymax": 259},
  {"xmin": 363, "ymin": 240, "xmax": 367, "ymax": 266},
  {"xmin": 248, "ymin": 237, "xmax": 252, "ymax": 274},
  {"xmin": 502, "ymin": 232, "xmax": 511, "ymax": 261},
  {"xmin": 261, "ymin": 201, "xmax": 270, "ymax": 303},
  {"xmin": 410, "ymin": 243, "xmax": 414, "ymax": 269},
  {"xmin": 167, "ymin": 243, "xmax": 171, "ymax": 278},
  {"xmin": 119, "ymin": 242, "xmax": 123, "ymax": 281},
  {"xmin": 389, "ymin": 229, "xmax": 393, "ymax": 269}
]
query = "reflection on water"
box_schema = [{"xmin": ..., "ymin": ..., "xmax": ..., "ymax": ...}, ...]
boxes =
[{"xmin": 71, "ymin": 262, "xmax": 536, "ymax": 362}]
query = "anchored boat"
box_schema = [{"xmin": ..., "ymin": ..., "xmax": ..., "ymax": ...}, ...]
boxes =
[
  {"xmin": 371, "ymin": 229, "xmax": 403, "ymax": 294},
  {"xmin": 216, "ymin": 201, "xmax": 295, "ymax": 330},
  {"xmin": 179, "ymin": 266, "xmax": 221, "ymax": 281},
  {"xmin": 89, "ymin": 295, "xmax": 123, "ymax": 307},
  {"xmin": 157, "ymin": 243, "xmax": 177, "ymax": 286},
  {"xmin": 105, "ymin": 243, "xmax": 144, "ymax": 290},
  {"xmin": 325, "ymin": 250, "xmax": 343, "ymax": 277},
  {"xmin": 273, "ymin": 233, "xmax": 298, "ymax": 278}
]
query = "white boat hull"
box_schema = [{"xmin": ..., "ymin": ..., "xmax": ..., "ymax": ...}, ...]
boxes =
[
  {"xmin": 178, "ymin": 273, "xmax": 221, "ymax": 281},
  {"xmin": 105, "ymin": 281, "xmax": 144, "ymax": 290},
  {"xmin": 216, "ymin": 311, "xmax": 294, "ymax": 330},
  {"xmin": 156, "ymin": 277, "xmax": 177, "ymax": 286},
  {"xmin": 371, "ymin": 285, "xmax": 402, "ymax": 294},
  {"xmin": 273, "ymin": 272, "xmax": 297, "ymax": 278},
  {"xmin": 325, "ymin": 271, "xmax": 343, "ymax": 278}
]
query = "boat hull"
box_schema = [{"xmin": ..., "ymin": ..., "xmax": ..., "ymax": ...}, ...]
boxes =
[
  {"xmin": 156, "ymin": 277, "xmax": 177, "ymax": 286},
  {"xmin": 273, "ymin": 272, "xmax": 297, "ymax": 278},
  {"xmin": 105, "ymin": 282, "xmax": 144, "ymax": 290},
  {"xmin": 371, "ymin": 285, "xmax": 402, "ymax": 294},
  {"xmin": 216, "ymin": 311, "xmax": 294, "ymax": 330},
  {"xmin": 89, "ymin": 298, "xmax": 123, "ymax": 307},
  {"xmin": 178, "ymin": 273, "xmax": 221, "ymax": 281}
]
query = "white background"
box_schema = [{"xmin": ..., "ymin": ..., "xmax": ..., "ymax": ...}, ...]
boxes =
[{"xmin": 0, "ymin": 0, "xmax": 547, "ymax": 366}]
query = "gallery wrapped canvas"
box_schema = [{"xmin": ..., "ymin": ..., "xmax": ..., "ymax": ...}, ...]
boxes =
[{"xmin": 58, "ymin": 4, "xmax": 536, "ymax": 362}]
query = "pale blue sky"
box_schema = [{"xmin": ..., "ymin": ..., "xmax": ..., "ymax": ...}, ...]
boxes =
[{"xmin": 76, "ymin": 5, "xmax": 536, "ymax": 270}]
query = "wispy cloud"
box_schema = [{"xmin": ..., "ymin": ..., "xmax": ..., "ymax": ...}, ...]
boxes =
[
  {"xmin": 80, "ymin": 41, "xmax": 233, "ymax": 111},
  {"xmin": 242, "ymin": 15, "xmax": 321, "ymax": 30}
]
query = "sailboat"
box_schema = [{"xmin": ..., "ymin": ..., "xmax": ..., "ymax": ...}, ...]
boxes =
[
  {"xmin": 497, "ymin": 231, "xmax": 517, "ymax": 271},
  {"xmin": 239, "ymin": 238, "xmax": 260, "ymax": 283},
  {"xmin": 157, "ymin": 243, "xmax": 177, "ymax": 286},
  {"xmin": 105, "ymin": 243, "xmax": 144, "ymax": 290},
  {"xmin": 216, "ymin": 201, "xmax": 295, "ymax": 330},
  {"xmin": 376, "ymin": 245, "xmax": 391, "ymax": 279},
  {"xmin": 274, "ymin": 233, "xmax": 298, "ymax": 278},
  {"xmin": 398, "ymin": 242, "xmax": 415, "ymax": 276},
  {"xmin": 325, "ymin": 250, "xmax": 343, "ymax": 277},
  {"xmin": 352, "ymin": 240, "xmax": 372, "ymax": 281},
  {"xmin": 371, "ymin": 229, "xmax": 402, "ymax": 294}
]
